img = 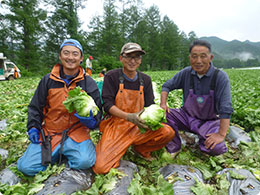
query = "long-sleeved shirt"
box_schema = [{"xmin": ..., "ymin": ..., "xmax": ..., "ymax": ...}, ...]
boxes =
[
  {"xmin": 102, "ymin": 68, "xmax": 155, "ymax": 113},
  {"xmin": 162, "ymin": 64, "xmax": 233, "ymax": 119}
]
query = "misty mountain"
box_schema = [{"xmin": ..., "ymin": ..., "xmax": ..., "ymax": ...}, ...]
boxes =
[{"xmin": 200, "ymin": 36, "xmax": 260, "ymax": 61}]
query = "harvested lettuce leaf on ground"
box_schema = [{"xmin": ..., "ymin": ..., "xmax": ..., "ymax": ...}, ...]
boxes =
[
  {"xmin": 250, "ymin": 168, "xmax": 260, "ymax": 181},
  {"xmin": 139, "ymin": 104, "xmax": 167, "ymax": 133},
  {"xmin": 191, "ymin": 178, "xmax": 216, "ymax": 195},
  {"xmin": 63, "ymin": 86, "xmax": 99, "ymax": 117}
]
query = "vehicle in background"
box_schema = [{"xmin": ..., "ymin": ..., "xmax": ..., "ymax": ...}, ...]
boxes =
[{"xmin": 0, "ymin": 53, "xmax": 21, "ymax": 80}]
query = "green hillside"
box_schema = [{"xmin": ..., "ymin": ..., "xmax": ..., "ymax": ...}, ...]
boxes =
[{"xmin": 201, "ymin": 36, "xmax": 260, "ymax": 61}]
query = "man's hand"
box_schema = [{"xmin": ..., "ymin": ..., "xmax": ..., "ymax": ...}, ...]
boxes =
[
  {"xmin": 28, "ymin": 128, "xmax": 41, "ymax": 144},
  {"xmin": 127, "ymin": 110, "xmax": 148, "ymax": 129},
  {"xmin": 160, "ymin": 91, "xmax": 170, "ymax": 113},
  {"xmin": 160, "ymin": 103, "xmax": 170, "ymax": 113},
  {"xmin": 204, "ymin": 132, "xmax": 225, "ymax": 150},
  {"xmin": 74, "ymin": 110, "xmax": 97, "ymax": 130}
]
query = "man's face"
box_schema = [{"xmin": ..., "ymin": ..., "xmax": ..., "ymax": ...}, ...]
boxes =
[
  {"xmin": 189, "ymin": 45, "xmax": 213, "ymax": 75},
  {"xmin": 120, "ymin": 52, "xmax": 142, "ymax": 74},
  {"xmin": 59, "ymin": 45, "xmax": 83, "ymax": 74}
]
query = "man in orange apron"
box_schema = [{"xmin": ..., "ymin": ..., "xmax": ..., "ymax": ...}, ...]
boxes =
[
  {"xmin": 93, "ymin": 42, "xmax": 175, "ymax": 174},
  {"xmin": 17, "ymin": 39, "xmax": 102, "ymax": 176}
]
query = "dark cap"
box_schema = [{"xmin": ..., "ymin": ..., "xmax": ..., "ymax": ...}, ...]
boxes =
[{"xmin": 120, "ymin": 42, "xmax": 145, "ymax": 55}]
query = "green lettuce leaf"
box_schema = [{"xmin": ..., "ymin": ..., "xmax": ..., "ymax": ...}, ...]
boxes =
[
  {"xmin": 63, "ymin": 86, "xmax": 99, "ymax": 117},
  {"xmin": 139, "ymin": 104, "xmax": 167, "ymax": 133}
]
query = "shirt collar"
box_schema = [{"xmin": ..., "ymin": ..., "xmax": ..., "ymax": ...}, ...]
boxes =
[
  {"xmin": 123, "ymin": 72, "xmax": 138, "ymax": 82},
  {"xmin": 60, "ymin": 66, "xmax": 79, "ymax": 80}
]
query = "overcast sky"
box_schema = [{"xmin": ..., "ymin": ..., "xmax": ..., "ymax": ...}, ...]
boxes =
[{"xmin": 79, "ymin": 0, "xmax": 260, "ymax": 42}]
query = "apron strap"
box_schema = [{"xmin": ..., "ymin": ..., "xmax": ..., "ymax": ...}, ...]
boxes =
[
  {"xmin": 119, "ymin": 69, "xmax": 124, "ymax": 84},
  {"xmin": 210, "ymin": 69, "xmax": 220, "ymax": 90},
  {"xmin": 119, "ymin": 69, "xmax": 144, "ymax": 87},
  {"xmin": 138, "ymin": 72, "xmax": 144, "ymax": 86},
  {"xmin": 40, "ymin": 128, "xmax": 52, "ymax": 166},
  {"xmin": 189, "ymin": 70, "xmax": 195, "ymax": 89},
  {"xmin": 119, "ymin": 69, "xmax": 124, "ymax": 92},
  {"xmin": 58, "ymin": 121, "xmax": 80, "ymax": 165}
]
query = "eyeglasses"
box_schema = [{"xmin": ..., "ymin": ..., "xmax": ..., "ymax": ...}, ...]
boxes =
[{"xmin": 122, "ymin": 55, "xmax": 142, "ymax": 61}]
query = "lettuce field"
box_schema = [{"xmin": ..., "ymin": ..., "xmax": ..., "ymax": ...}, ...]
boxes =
[{"xmin": 0, "ymin": 68, "xmax": 260, "ymax": 194}]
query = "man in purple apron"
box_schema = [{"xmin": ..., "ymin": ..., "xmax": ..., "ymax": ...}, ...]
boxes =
[{"xmin": 160, "ymin": 40, "xmax": 233, "ymax": 156}]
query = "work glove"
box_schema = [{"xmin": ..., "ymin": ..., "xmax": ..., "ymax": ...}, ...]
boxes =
[
  {"xmin": 74, "ymin": 110, "xmax": 97, "ymax": 130},
  {"xmin": 127, "ymin": 109, "xmax": 148, "ymax": 129},
  {"xmin": 28, "ymin": 128, "xmax": 41, "ymax": 144}
]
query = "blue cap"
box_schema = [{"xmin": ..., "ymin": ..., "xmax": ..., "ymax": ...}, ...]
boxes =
[{"xmin": 60, "ymin": 39, "xmax": 83, "ymax": 54}]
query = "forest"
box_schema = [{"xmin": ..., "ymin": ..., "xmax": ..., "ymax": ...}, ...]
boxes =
[{"xmin": 2, "ymin": 0, "xmax": 258, "ymax": 77}]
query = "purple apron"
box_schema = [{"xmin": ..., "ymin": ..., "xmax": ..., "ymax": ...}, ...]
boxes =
[{"xmin": 166, "ymin": 70, "xmax": 227, "ymax": 155}]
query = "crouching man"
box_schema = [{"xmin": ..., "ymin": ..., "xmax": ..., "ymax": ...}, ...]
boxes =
[
  {"xmin": 93, "ymin": 42, "xmax": 175, "ymax": 174},
  {"xmin": 17, "ymin": 39, "xmax": 102, "ymax": 176}
]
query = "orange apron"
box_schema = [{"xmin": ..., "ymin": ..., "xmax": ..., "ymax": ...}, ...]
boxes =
[
  {"xmin": 93, "ymin": 80, "xmax": 175, "ymax": 174},
  {"xmin": 42, "ymin": 65, "xmax": 91, "ymax": 152},
  {"xmin": 86, "ymin": 68, "xmax": 92, "ymax": 76}
]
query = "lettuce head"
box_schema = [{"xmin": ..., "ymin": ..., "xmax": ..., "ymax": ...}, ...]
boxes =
[
  {"xmin": 63, "ymin": 86, "xmax": 99, "ymax": 117},
  {"xmin": 139, "ymin": 104, "xmax": 167, "ymax": 133}
]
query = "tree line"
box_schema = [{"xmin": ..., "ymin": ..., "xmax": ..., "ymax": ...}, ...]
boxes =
[
  {"xmin": 0, "ymin": 0, "xmax": 197, "ymax": 76},
  {"xmin": 214, "ymin": 58, "xmax": 259, "ymax": 69},
  {"xmin": 0, "ymin": 0, "xmax": 253, "ymax": 76}
]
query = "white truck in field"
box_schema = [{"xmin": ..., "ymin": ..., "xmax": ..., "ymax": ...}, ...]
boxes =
[{"xmin": 0, "ymin": 53, "xmax": 21, "ymax": 80}]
